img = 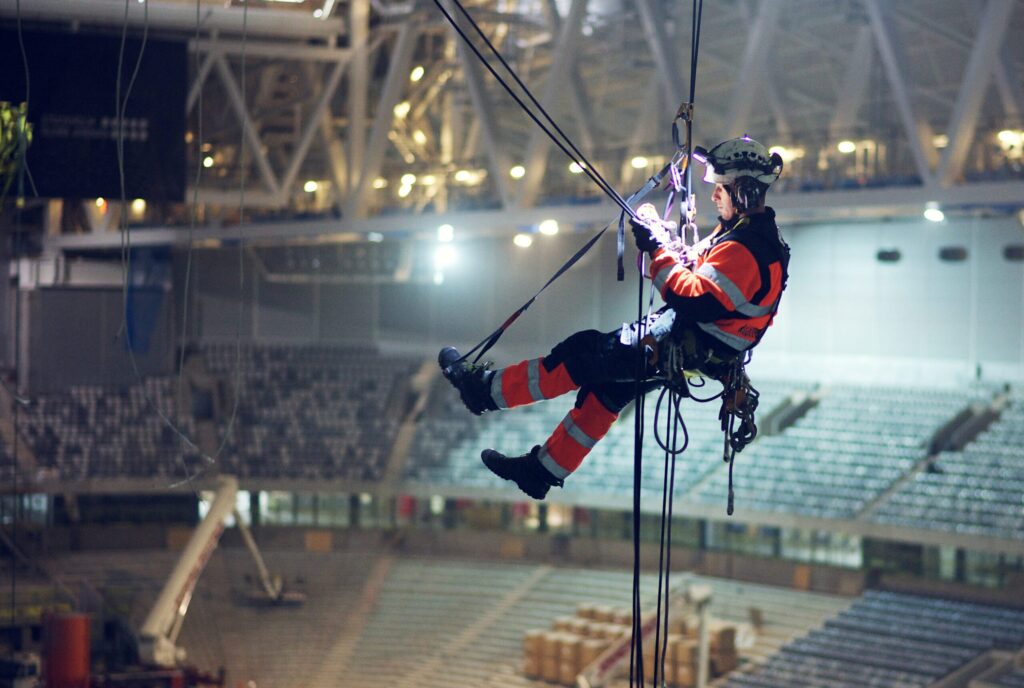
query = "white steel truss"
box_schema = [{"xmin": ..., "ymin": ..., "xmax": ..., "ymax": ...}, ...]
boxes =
[{"xmin": 0, "ymin": 0, "xmax": 1021, "ymax": 249}]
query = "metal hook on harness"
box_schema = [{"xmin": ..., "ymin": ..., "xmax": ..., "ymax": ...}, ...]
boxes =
[{"xmin": 671, "ymin": 101, "xmax": 694, "ymax": 151}]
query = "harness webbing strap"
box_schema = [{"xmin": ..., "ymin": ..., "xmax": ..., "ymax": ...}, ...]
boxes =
[{"xmin": 617, "ymin": 161, "xmax": 676, "ymax": 281}]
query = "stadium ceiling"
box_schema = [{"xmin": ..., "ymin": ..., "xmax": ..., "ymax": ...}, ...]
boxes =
[{"xmin": 3, "ymin": 0, "xmax": 1024, "ymax": 248}]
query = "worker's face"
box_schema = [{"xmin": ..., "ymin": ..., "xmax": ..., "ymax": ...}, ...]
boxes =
[{"xmin": 712, "ymin": 183, "xmax": 736, "ymax": 221}]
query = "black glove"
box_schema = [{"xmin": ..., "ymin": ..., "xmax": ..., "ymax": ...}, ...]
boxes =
[{"xmin": 630, "ymin": 203, "xmax": 672, "ymax": 254}]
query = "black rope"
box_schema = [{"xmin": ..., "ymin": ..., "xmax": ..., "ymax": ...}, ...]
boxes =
[
  {"xmin": 432, "ymin": 0, "xmax": 635, "ymax": 217},
  {"xmin": 630, "ymin": 3, "xmax": 704, "ymax": 684}
]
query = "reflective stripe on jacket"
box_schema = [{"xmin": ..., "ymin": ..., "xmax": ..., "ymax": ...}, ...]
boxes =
[{"xmin": 648, "ymin": 207, "xmax": 789, "ymax": 352}]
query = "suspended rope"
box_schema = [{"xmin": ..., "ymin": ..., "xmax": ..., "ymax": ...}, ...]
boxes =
[
  {"xmin": 431, "ymin": 0, "xmax": 634, "ymax": 217},
  {"xmin": 111, "ymin": 0, "xmax": 250, "ymax": 488},
  {"xmin": 630, "ymin": 1, "xmax": 704, "ymax": 685}
]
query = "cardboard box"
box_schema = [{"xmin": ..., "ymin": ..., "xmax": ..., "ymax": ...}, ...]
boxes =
[
  {"xmin": 559, "ymin": 634, "xmax": 582, "ymax": 685},
  {"xmin": 523, "ymin": 629, "xmax": 545, "ymax": 654},
  {"xmin": 612, "ymin": 607, "xmax": 633, "ymax": 625},
  {"xmin": 710, "ymin": 621, "xmax": 737, "ymax": 653},
  {"xmin": 711, "ymin": 648, "xmax": 738, "ymax": 676},
  {"xmin": 674, "ymin": 638, "xmax": 698, "ymax": 668},
  {"xmin": 553, "ymin": 615, "xmax": 575, "ymax": 632},
  {"xmin": 671, "ymin": 661, "xmax": 695, "ymax": 688},
  {"xmin": 579, "ymin": 638, "xmax": 609, "ymax": 668},
  {"xmin": 523, "ymin": 654, "xmax": 540, "ymax": 679}
]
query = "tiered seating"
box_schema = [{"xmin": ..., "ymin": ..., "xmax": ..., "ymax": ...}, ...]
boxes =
[
  {"xmin": 406, "ymin": 377, "xmax": 808, "ymax": 500},
  {"xmin": 18, "ymin": 377, "xmax": 200, "ymax": 481},
  {"xmin": 203, "ymin": 344, "xmax": 419, "ymax": 481},
  {"xmin": 996, "ymin": 668, "xmax": 1024, "ymax": 688},
  {"xmin": 330, "ymin": 557, "xmax": 851, "ymax": 688},
  {"xmin": 405, "ymin": 379, "xmax": 569, "ymax": 489},
  {"xmin": 724, "ymin": 590, "xmax": 1024, "ymax": 688},
  {"xmin": 869, "ymin": 393, "xmax": 1024, "ymax": 539},
  {"xmin": 694, "ymin": 384, "xmax": 984, "ymax": 519}
]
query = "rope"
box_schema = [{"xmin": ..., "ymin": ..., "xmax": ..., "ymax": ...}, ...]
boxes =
[
  {"xmin": 630, "ymin": 2, "xmax": 704, "ymax": 684},
  {"xmin": 432, "ymin": 0, "xmax": 635, "ymax": 218}
]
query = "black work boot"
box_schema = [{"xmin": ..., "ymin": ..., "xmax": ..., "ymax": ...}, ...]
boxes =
[
  {"xmin": 438, "ymin": 347, "xmax": 499, "ymax": 416},
  {"xmin": 481, "ymin": 445, "xmax": 564, "ymax": 500}
]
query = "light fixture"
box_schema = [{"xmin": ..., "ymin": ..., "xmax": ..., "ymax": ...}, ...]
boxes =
[
  {"xmin": 513, "ymin": 233, "xmax": 533, "ymax": 248},
  {"xmin": 997, "ymin": 129, "xmax": 1022, "ymax": 148},
  {"xmin": 434, "ymin": 244, "xmax": 457, "ymax": 270},
  {"xmin": 630, "ymin": 156, "xmax": 648, "ymax": 169},
  {"xmin": 454, "ymin": 169, "xmax": 472, "ymax": 183},
  {"xmin": 202, "ymin": 156, "xmax": 214, "ymax": 168},
  {"xmin": 372, "ymin": 177, "xmax": 388, "ymax": 189},
  {"xmin": 437, "ymin": 224, "xmax": 454, "ymax": 242},
  {"xmin": 95, "ymin": 197, "xmax": 106, "ymax": 208},
  {"xmin": 569, "ymin": 162, "xmax": 585, "ymax": 174},
  {"xmin": 367, "ymin": 232, "xmax": 384, "ymax": 242},
  {"xmin": 303, "ymin": 180, "xmax": 319, "ymax": 193},
  {"xmin": 420, "ymin": 174, "xmax": 436, "ymax": 186},
  {"xmin": 837, "ymin": 140, "xmax": 856, "ymax": 154},
  {"xmin": 509, "ymin": 165, "xmax": 526, "ymax": 179},
  {"xmin": 400, "ymin": 173, "xmax": 417, "ymax": 185},
  {"xmin": 410, "ymin": 65, "xmax": 425, "ymax": 82},
  {"xmin": 538, "ymin": 219, "xmax": 559, "ymax": 236},
  {"xmin": 768, "ymin": 145, "xmax": 805, "ymax": 162},
  {"xmin": 131, "ymin": 198, "xmax": 146, "ymax": 213},
  {"xmin": 932, "ymin": 134, "xmax": 949, "ymax": 149},
  {"xmin": 924, "ymin": 202, "xmax": 944, "ymax": 223},
  {"xmin": 393, "ymin": 101, "xmax": 411, "ymax": 119},
  {"xmin": 313, "ymin": 8, "xmax": 323, "ymax": 17},
  {"xmin": 398, "ymin": 184, "xmax": 412, "ymax": 198},
  {"xmin": 413, "ymin": 129, "xmax": 427, "ymax": 145}
]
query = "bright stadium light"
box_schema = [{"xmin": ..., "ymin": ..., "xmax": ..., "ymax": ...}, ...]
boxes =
[
  {"xmin": 303, "ymin": 180, "xmax": 319, "ymax": 193},
  {"xmin": 630, "ymin": 156, "xmax": 648, "ymax": 169},
  {"xmin": 924, "ymin": 202, "xmax": 945, "ymax": 223},
  {"xmin": 437, "ymin": 224, "xmax": 454, "ymax": 242},
  {"xmin": 400, "ymin": 173, "xmax": 417, "ymax": 186},
  {"xmin": 393, "ymin": 101, "xmax": 411, "ymax": 119},
  {"xmin": 434, "ymin": 244, "xmax": 457, "ymax": 270},
  {"xmin": 410, "ymin": 65, "xmax": 425, "ymax": 82},
  {"xmin": 569, "ymin": 161, "xmax": 585, "ymax": 174},
  {"xmin": 538, "ymin": 219, "xmax": 559, "ymax": 236},
  {"xmin": 837, "ymin": 140, "xmax": 856, "ymax": 154},
  {"xmin": 372, "ymin": 177, "xmax": 388, "ymax": 189},
  {"xmin": 513, "ymin": 233, "xmax": 533, "ymax": 248},
  {"xmin": 509, "ymin": 165, "xmax": 526, "ymax": 179}
]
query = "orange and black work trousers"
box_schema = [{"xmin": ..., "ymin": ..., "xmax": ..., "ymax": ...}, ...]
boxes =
[{"xmin": 489, "ymin": 328, "xmax": 661, "ymax": 481}]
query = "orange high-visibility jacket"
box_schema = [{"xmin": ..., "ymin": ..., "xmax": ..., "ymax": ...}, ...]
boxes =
[{"xmin": 648, "ymin": 208, "xmax": 789, "ymax": 353}]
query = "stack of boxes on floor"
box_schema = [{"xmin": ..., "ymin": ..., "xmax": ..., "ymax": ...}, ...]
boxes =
[{"xmin": 523, "ymin": 603, "xmax": 739, "ymax": 686}]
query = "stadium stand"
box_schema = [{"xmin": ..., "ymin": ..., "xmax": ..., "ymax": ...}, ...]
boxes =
[
  {"xmin": 17, "ymin": 377, "xmax": 200, "ymax": 481},
  {"xmin": 405, "ymin": 377, "xmax": 811, "ymax": 499},
  {"xmin": 996, "ymin": 668, "xmax": 1024, "ymax": 688},
  {"xmin": 694, "ymin": 384, "xmax": 990, "ymax": 519},
  {"xmin": 868, "ymin": 393, "xmax": 1024, "ymax": 540},
  {"xmin": 18, "ymin": 551, "xmax": 850, "ymax": 688},
  {"xmin": 723, "ymin": 589, "xmax": 1024, "ymax": 688},
  {"xmin": 201, "ymin": 344, "xmax": 420, "ymax": 481}
]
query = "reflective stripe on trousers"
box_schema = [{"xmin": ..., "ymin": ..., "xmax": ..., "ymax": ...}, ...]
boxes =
[
  {"xmin": 539, "ymin": 393, "xmax": 618, "ymax": 478},
  {"xmin": 491, "ymin": 357, "xmax": 577, "ymax": 409}
]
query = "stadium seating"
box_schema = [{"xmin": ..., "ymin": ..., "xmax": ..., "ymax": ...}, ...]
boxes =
[
  {"xmin": 18, "ymin": 377, "xmax": 201, "ymax": 482},
  {"xmin": 723, "ymin": 589, "xmax": 1024, "ymax": 688},
  {"xmin": 404, "ymin": 376, "xmax": 811, "ymax": 500},
  {"xmin": 694, "ymin": 384, "xmax": 988, "ymax": 519},
  {"xmin": 202, "ymin": 344, "xmax": 419, "ymax": 481},
  {"xmin": 868, "ymin": 393, "xmax": 1024, "ymax": 540},
  {"xmin": 996, "ymin": 668, "xmax": 1024, "ymax": 688}
]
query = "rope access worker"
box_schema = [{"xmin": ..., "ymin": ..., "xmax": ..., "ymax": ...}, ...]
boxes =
[{"xmin": 439, "ymin": 137, "xmax": 790, "ymax": 500}]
